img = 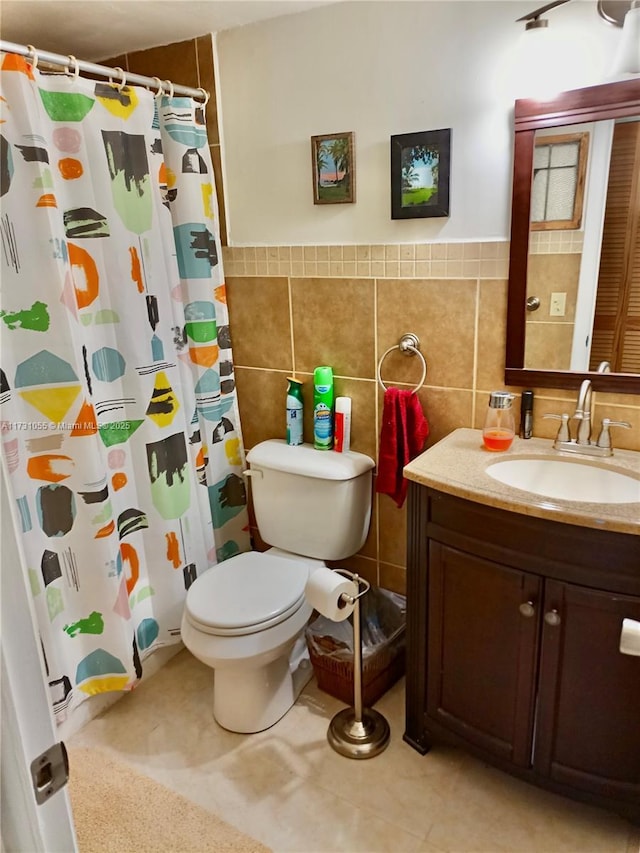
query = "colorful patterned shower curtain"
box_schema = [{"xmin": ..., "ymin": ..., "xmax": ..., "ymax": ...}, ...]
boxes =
[{"xmin": 0, "ymin": 53, "xmax": 250, "ymax": 722}]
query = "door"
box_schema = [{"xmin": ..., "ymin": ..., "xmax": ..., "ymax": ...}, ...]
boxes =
[
  {"xmin": 1, "ymin": 466, "xmax": 77, "ymax": 852},
  {"xmin": 535, "ymin": 579, "xmax": 640, "ymax": 804},
  {"xmin": 426, "ymin": 542, "xmax": 542, "ymax": 766}
]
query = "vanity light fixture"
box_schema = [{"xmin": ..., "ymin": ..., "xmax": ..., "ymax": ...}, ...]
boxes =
[
  {"xmin": 518, "ymin": 0, "xmax": 635, "ymax": 31},
  {"xmin": 516, "ymin": 0, "xmax": 571, "ymax": 31},
  {"xmin": 517, "ymin": 0, "xmax": 639, "ymax": 77}
]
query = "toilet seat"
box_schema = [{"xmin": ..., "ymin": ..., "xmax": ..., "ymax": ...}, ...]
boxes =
[{"xmin": 184, "ymin": 551, "xmax": 309, "ymax": 637}]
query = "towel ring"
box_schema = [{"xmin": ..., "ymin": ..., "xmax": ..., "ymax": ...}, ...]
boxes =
[{"xmin": 377, "ymin": 333, "xmax": 427, "ymax": 394}]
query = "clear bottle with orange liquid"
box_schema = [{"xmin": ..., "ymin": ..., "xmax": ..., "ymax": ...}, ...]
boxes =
[{"xmin": 482, "ymin": 391, "xmax": 515, "ymax": 451}]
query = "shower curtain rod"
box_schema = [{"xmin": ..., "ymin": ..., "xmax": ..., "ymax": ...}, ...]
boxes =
[{"xmin": 0, "ymin": 39, "xmax": 207, "ymax": 101}]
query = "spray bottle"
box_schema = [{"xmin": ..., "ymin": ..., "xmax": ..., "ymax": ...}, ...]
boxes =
[
  {"xmin": 286, "ymin": 377, "xmax": 304, "ymax": 446},
  {"xmin": 313, "ymin": 366, "xmax": 334, "ymax": 450}
]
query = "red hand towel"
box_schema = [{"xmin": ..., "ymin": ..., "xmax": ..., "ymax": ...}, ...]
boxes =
[{"xmin": 376, "ymin": 388, "xmax": 429, "ymax": 508}]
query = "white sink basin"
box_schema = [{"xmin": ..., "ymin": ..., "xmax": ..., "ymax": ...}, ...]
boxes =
[{"xmin": 486, "ymin": 457, "xmax": 640, "ymax": 504}]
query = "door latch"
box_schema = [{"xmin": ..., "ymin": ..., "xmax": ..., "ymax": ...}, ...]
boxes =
[{"xmin": 30, "ymin": 741, "xmax": 69, "ymax": 804}]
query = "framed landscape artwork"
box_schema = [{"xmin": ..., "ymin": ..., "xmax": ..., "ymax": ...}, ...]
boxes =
[
  {"xmin": 391, "ymin": 129, "xmax": 451, "ymax": 219},
  {"xmin": 311, "ymin": 131, "xmax": 355, "ymax": 204}
]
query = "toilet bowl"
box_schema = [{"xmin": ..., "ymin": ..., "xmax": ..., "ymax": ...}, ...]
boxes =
[
  {"xmin": 180, "ymin": 439, "xmax": 375, "ymax": 734},
  {"xmin": 181, "ymin": 548, "xmax": 320, "ymax": 733}
]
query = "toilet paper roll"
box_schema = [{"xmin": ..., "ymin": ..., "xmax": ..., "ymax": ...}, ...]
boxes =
[
  {"xmin": 620, "ymin": 618, "xmax": 640, "ymax": 656},
  {"xmin": 305, "ymin": 567, "xmax": 357, "ymax": 622}
]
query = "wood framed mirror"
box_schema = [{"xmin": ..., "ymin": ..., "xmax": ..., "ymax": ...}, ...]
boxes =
[{"xmin": 505, "ymin": 77, "xmax": 640, "ymax": 394}]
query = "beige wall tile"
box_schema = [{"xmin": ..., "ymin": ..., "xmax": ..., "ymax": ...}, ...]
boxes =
[
  {"xmin": 379, "ymin": 562, "xmax": 407, "ymax": 596},
  {"xmin": 377, "ymin": 279, "xmax": 477, "ymax": 389},
  {"xmin": 235, "ymin": 368, "xmax": 289, "ymax": 448},
  {"xmin": 291, "ymin": 278, "xmax": 375, "ymax": 377},
  {"xmin": 592, "ymin": 401, "xmax": 640, "ymax": 451},
  {"xmin": 477, "ymin": 279, "xmax": 508, "ymax": 392},
  {"xmin": 417, "ymin": 387, "xmax": 475, "ymax": 447},
  {"xmin": 527, "ymin": 254, "xmax": 580, "ymax": 324},
  {"xmin": 359, "ymin": 494, "xmax": 378, "ymax": 560},
  {"xmin": 378, "ymin": 494, "xmax": 407, "ymax": 569},
  {"xmin": 524, "ymin": 323, "xmax": 573, "ymax": 371},
  {"xmin": 328, "ymin": 554, "xmax": 378, "ymax": 587},
  {"xmin": 334, "ymin": 377, "xmax": 378, "ymax": 459},
  {"xmin": 226, "ymin": 276, "xmax": 292, "ymax": 370}
]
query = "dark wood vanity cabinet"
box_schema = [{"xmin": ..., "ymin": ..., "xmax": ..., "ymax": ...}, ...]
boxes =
[{"xmin": 404, "ymin": 484, "xmax": 640, "ymax": 822}]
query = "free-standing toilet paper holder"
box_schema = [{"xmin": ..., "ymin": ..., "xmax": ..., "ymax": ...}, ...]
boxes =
[{"xmin": 325, "ymin": 569, "xmax": 391, "ymax": 759}]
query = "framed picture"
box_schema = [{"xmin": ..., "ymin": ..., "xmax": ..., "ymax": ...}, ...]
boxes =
[
  {"xmin": 391, "ymin": 128, "xmax": 451, "ymax": 219},
  {"xmin": 311, "ymin": 131, "xmax": 355, "ymax": 204}
]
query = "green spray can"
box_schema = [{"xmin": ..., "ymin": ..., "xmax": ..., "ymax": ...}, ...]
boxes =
[
  {"xmin": 286, "ymin": 377, "xmax": 304, "ymax": 446},
  {"xmin": 313, "ymin": 366, "xmax": 334, "ymax": 450}
]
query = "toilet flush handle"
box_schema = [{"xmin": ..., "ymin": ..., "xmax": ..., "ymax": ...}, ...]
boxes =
[{"xmin": 242, "ymin": 468, "xmax": 263, "ymax": 479}]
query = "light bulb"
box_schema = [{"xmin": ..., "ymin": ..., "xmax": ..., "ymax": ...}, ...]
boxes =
[{"xmin": 610, "ymin": 1, "xmax": 640, "ymax": 76}]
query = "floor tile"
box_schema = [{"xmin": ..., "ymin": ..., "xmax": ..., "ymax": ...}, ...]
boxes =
[{"xmin": 70, "ymin": 649, "xmax": 638, "ymax": 853}]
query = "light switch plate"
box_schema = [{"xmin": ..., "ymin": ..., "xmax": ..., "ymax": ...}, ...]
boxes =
[{"xmin": 550, "ymin": 292, "xmax": 566, "ymax": 317}]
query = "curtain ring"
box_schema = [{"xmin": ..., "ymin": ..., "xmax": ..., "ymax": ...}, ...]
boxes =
[
  {"xmin": 196, "ymin": 87, "xmax": 210, "ymax": 107},
  {"xmin": 163, "ymin": 79, "xmax": 174, "ymax": 99},
  {"xmin": 66, "ymin": 55, "xmax": 80, "ymax": 80},
  {"xmin": 149, "ymin": 76, "xmax": 164, "ymax": 99},
  {"xmin": 112, "ymin": 66, "xmax": 127, "ymax": 91},
  {"xmin": 26, "ymin": 44, "xmax": 39, "ymax": 71},
  {"xmin": 26, "ymin": 45, "xmax": 39, "ymax": 71}
]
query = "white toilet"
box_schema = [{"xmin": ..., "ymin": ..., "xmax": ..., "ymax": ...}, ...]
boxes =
[{"xmin": 180, "ymin": 439, "xmax": 375, "ymax": 733}]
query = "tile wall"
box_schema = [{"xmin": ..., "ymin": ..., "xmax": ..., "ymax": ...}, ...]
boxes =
[{"xmin": 224, "ymin": 243, "xmax": 640, "ymax": 596}]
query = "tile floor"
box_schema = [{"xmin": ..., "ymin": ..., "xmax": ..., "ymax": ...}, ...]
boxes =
[{"xmin": 70, "ymin": 649, "xmax": 640, "ymax": 853}]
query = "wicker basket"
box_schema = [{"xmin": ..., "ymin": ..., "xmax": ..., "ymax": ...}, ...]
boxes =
[{"xmin": 305, "ymin": 588, "xmax": 406, "ymax": 707}]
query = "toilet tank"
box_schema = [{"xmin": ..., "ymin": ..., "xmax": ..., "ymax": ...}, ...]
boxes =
[{"xmin": 246, "ymin": 440, "xmax": 375, "ymax": 561}]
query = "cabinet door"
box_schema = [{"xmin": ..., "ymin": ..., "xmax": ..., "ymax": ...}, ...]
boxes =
[
  {"xmin": 535, "ymin": 580, "xmax": 640, "ymax": 804},
  {"xmin": 427, "ymin": 542, "xmax": 542, "ymax": 766}
]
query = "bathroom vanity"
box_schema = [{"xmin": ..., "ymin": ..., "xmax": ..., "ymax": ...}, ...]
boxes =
[{"xmin": 403, "ymin": 429, "xmax": 640, "ymax": 823}]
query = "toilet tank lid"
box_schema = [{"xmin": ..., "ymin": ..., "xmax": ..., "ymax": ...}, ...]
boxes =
[{"xmin": 246, "ymin": 440, "xmax": 375, "ymax": 481}]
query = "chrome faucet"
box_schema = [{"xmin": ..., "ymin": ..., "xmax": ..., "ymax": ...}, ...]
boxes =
[
  {"xmin": 543, "ymin": 363, "xmax": 631, "ymax": 457},
  {"xmin": 573, "ymin": 379, "xmax": 594, "ymax": 445}
]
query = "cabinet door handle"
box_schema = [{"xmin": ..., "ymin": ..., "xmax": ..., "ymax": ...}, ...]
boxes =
[
  {"xmin": 544, "ymin": 609, "xmax": 561, "ymax": 627},
  {"xmin": 519, "ymin": 601, "xmax": 535, "ymax": 618}
]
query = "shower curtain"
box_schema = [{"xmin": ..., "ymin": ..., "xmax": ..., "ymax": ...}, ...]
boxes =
[{"xmin": 0, "ymin": 53, "xmax": 250, "ymax": 721}]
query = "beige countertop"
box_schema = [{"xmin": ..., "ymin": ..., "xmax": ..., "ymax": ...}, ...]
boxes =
[{"xmin": 403, "ymin": 428, "xmax": 640, "ymax": 535}]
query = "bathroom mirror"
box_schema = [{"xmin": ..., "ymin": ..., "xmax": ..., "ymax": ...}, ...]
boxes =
[{"xmin": 505, "ymin": 77, "xmax": 640, "ymax": 393}]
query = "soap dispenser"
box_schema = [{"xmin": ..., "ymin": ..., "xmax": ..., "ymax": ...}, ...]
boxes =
[{"xmin": 483, "ymin": 391, "xmax": 515, "ymax": 451}]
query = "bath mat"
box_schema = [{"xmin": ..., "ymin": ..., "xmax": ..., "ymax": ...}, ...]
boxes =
[{"xmin": 67, "ymin": 746, "xmax": 272, "ymax": 853}]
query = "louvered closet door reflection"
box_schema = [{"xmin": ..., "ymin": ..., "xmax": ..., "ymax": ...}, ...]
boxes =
[{"xmin": 590, "ymin": 120, "xmax": 640, "ymax": 373}]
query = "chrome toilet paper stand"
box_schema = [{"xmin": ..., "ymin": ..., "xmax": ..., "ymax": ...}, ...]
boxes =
[{"xmin": 326, "ymin": 570, "xmax": 390, "ymax": 759}]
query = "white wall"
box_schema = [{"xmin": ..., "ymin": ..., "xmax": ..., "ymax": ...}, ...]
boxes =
[{"xmin": 216, "ymin": 0, "xmax": 623, "ymax": 246}]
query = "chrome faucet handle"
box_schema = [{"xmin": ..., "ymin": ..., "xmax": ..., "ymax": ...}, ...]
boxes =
[
  {"xmin": 543, "ymin": 413, "xmax": 571, "ymax": 443},
  {"xmin": 596, "ymin": 418, "xmax": 632, "ymax": 450}
]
